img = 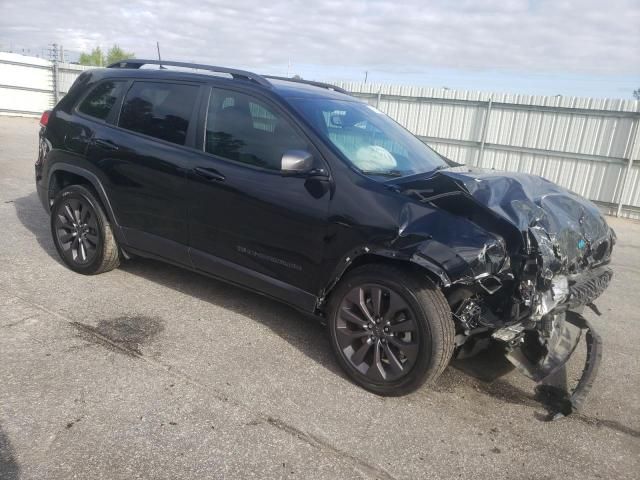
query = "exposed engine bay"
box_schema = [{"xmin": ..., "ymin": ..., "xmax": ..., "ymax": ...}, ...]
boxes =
[{"xmin": 392, "ymin": 167, "xmax": 616, "ymax": 418}]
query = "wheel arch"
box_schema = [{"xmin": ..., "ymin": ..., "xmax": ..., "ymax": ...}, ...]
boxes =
[
  {"xmin": 318, "ymin": 249, "xmax": 451, "ymax": 312},
  {"xmin": 47, "ymin": 163, "xmax": 126, "ymax": 244}
]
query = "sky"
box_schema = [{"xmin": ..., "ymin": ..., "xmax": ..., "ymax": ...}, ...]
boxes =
[{"xmin": 1, "ymin": 0, "xmax": 639, "ymax": 99}]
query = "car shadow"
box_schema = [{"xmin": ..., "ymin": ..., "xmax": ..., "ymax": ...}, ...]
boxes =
[
  {"xmin": 0, "ymin": 425, "xmax": 20, "ymax": 480},
  {"xmin": 12, "ymin": 191, "xmax": 64, "ymax": 266},
  {"xmin": 12, "ymin": 192, "xmax": 527, "ymax": 396},
  {"xmin": 120, "ymin": 257, "xmax": 340, "ymax": 375}
]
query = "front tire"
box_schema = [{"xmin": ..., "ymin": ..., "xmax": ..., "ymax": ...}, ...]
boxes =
[
  {"xmin": 50, "ymin": 185, "xmax": 120, "ymax": 275},
  {"xmin": 328, "ymin": 264, "xmax": 454, "ymax": 396}
]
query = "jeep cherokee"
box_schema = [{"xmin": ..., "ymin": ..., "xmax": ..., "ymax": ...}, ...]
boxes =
[{"xmin": 36, "ymin": 60, "xmax": 615, "ymax": 412}]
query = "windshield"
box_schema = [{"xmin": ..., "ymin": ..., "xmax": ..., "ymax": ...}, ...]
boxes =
[{"xmin": 288, "ymin": 97, "xmax": 447, "ymax": 179}]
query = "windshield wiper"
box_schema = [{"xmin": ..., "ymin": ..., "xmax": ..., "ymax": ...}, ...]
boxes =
[
  {"xmin": 361, "ymin": 165, "xmax": 449, "ymax": 179},
  {"xmin": 360, "ymin": 170, "xmax": 404, "ymax": 177}
]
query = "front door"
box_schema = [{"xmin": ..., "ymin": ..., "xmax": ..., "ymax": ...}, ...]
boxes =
[{"xmin": 187, "ymin": 87, "xmax": 331, "ymax": 308}]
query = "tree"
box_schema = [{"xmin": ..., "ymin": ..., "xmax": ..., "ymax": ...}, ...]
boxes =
[
  {"xmin": 106, "ymin": 44, "xmax": 134, "ymax": 65},
  {"xmin": 79, "ymin": 47, "xmax": 104, "ymax": 66},
  {"xmin": 634, "ymin": 88, "xmax": 640, "ymax": 101},
  {"xmin": 78, "ymin": 44, "xmax": 134, "ymax": 66}
]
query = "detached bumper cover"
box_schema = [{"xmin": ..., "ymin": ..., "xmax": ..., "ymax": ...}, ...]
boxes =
[{"xmin": 506, "ymin": 311, "xmax": 602, "ymax": 418}]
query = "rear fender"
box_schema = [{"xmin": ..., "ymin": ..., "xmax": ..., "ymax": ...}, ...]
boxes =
[{"xmin": 47, "ymin": 163, "xmax": 127, "ymax": 244}]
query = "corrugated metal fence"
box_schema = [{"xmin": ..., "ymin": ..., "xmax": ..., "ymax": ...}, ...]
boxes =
[
  {"xmin": 335, "ymin": 81, "xmax": 640, "ymax": 219},
  {"xmin": 0, "ymin": 52, "xmax": 89, "ymax": 116},
  {"xmin": 1, "ymin": 52, "xmax": 639, "ymax": 218}
]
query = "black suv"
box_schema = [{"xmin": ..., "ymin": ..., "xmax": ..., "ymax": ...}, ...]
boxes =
[{"xmin": 36, "ymin": 60, "xmax": 615, "ymax": 405}]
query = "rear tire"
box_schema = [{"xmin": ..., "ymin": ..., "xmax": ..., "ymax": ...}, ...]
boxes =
[
  {"xmin": 50, "ymin": 185, "xmax": 120, "ymax": 275},
  {"xmin": 328, "ymin": 264, "xmax": 454, "ymax": 396}
]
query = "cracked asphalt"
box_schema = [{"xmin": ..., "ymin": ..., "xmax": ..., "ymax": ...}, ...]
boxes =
[{"xmin": 1, "ymin": 116, "xmax": 639, "ymax": 479}]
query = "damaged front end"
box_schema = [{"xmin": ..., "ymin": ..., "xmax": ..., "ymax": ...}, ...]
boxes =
[{"xmin": 393, "ymin": 167, "xmax": 616, "ymax": 417}]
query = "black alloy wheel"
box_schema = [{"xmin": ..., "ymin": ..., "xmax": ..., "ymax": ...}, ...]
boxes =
[
  {"xmin": 335, "ymin": 283, "xmax": 419, "ymax": 382},
  {"xmin": 328, "ymin": 264, "xmax": 455, "ymax": 396},
  {"xmin": 53, "ymin": 196, "xmax": 100, "ymax": 265},
  {"xmin": 50, "ymin": 185, "xmax": 120, "ymax": 275}
]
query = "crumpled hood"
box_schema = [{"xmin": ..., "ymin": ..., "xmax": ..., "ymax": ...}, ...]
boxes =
[{"xmin": 394, "ymin": 166, "xmax": 615, "ymax": 277}]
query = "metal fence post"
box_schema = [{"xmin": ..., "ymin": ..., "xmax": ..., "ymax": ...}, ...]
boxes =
[
  {"xmin": 51, "ymin": 43, "xmax": 59, "ymax": 105},
  {"xmin": 616, "ymin": 118, "xmax": 639, "ymax": 217},
  {"xmin": 476, "ymin": 96, "xmax": 493, "ymax": 166}
]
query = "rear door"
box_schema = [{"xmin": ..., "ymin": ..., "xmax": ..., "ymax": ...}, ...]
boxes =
[
  {"xmin": 87, "ymin": 80, "xmax": 203, "ymax": 263},
  {"xmin": 187, "ymin": 86, "xmax": 332, "ymax": 306}
]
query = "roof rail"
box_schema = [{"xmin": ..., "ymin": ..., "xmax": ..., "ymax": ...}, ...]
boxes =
[
  {"xmin": 107, "ymin": 59, "xmax": 271, "ymax": 87},
  {"xmin": 106, "ymin": 60, "xmax": 350, "ymax": 95},
  {"xmin": 263, "ymin": 75, "xmax": 349, "ymax": 95}
]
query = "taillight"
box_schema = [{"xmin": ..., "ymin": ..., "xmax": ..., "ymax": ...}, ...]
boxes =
[{"xmin": 39, "ymin": 110, "xmax": 51, "ymax": 127}]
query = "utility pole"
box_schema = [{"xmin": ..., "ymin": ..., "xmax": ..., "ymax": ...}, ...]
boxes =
[
  {"xmin": 50, "ymin": 43, "xmax": 60, "ymax": 104},
  {"xmin": 364, "ymin": 71, "xmax": 368, "ymax": 83}
]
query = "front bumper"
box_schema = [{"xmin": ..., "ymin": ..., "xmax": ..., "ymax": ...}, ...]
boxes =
[
  {"xmin": 506, "ymin": 311, "xmax": 602, "ymax": 419},
  {"xmin": 501, "ymin": 266, "xmax": 612, "ymax": 418}
]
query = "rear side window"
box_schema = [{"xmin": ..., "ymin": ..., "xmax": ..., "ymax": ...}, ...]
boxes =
[
  {"xmin": 78, "ymin": 81, "xmax": 126, "ymax": 120},
  {"xmin": 118, "ymin": 82, "xmax": 199, "ymax": 145}
]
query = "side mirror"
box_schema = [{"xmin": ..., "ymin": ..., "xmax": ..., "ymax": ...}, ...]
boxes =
[{"xmin": 281, "ymin": 150, "xmax": 314, "ymax": 175}]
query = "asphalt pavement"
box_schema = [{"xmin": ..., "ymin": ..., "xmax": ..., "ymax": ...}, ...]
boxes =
[{"xmin": 1, "ymin": 116, "xmax": 638, "ymax": 479}]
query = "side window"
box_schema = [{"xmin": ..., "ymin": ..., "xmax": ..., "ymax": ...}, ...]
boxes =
[
  {"xmin": 118, "ymin": 82, "xmax": 199, "ymax": 145},
  {"xmin": 77, "ymin": 81, "xmax": 126, "ymax": 120},
  {"xmin": 205, "ymin": 89, "xmax": 308, "ymax": 170}
]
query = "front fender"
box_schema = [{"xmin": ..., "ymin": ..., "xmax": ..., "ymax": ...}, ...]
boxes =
[
  {"xmin": 319, "ymin": 221, "xmax": 511, "ymax": 306},
  {"xmin": 318, "ymin": 240, "xmax": 464, "ymax": 304}
]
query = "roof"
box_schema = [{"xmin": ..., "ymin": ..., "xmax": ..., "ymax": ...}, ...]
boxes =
[{"xmin": 104, "ymin": 59, "xmax": 353, "ymax": 101}]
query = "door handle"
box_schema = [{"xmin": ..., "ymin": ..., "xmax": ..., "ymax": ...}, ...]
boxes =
[
  {"xmin": 194, "ymin": 167, "xmax": 225, "ymax": 182},
  {"xmin": 92, "ymin": 138, "xmax": 119, "ymax": 151}
]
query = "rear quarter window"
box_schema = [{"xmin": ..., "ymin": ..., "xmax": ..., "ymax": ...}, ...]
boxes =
[
  {"xmin": 118, "ymin": 81, "xmax": 199, "ymax": 145},
  {"xmin": 77, "ymin": 81, "xmax": 126, "ymax": 121}
]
